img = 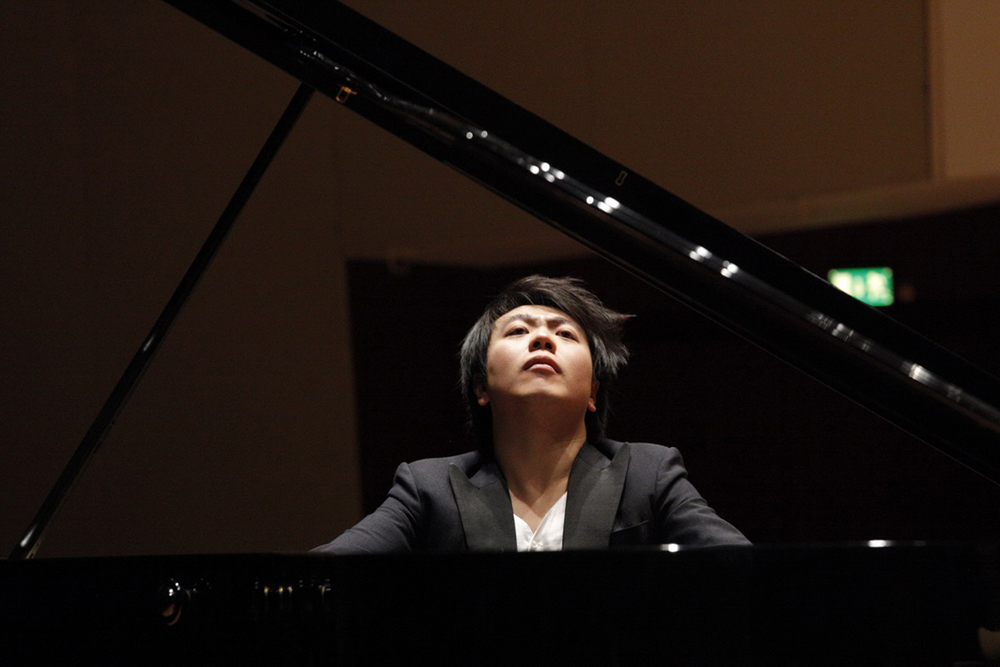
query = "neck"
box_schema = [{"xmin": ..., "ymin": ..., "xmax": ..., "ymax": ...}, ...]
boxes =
[{"xmin": 491, "ymin": 403, "xmax": 588, "ymax": 504}]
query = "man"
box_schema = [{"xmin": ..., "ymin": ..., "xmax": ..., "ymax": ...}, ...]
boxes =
[{"xmin": 314, "ymin": 275, "xmax": 747, "ymax": 553}]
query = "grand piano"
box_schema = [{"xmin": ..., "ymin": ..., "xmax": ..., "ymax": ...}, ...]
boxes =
[{"xmin": 3, "ymin": 1, "xmax": 1000, "ymax": 664}]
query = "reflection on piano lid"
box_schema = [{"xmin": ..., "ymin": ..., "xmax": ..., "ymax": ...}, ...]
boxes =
[{"xmin": 156, "ymin": 0, "xmax": 1000, "ymax": 483}]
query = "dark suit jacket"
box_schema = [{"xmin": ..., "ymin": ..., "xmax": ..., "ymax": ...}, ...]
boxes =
[{"xmin": 313, "ymin": 439, "xmax": 748, "ymax": 553}]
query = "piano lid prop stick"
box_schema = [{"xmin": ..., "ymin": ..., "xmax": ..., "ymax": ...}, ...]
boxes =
[{"xmin": 8, "ymin": 82, "xmax": 315, "ymax": 560}]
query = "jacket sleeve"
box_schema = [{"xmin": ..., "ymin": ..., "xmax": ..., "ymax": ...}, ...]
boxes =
[
  {"xmin": 654, "ymin": 446, "xmax": 750, "ymax": 546},
  {"xmin": 311, "ymin": 462, "xmax": 423, "ymax": 554}
]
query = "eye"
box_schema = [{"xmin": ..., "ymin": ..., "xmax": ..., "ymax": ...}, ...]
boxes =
[
  {"xmin": 558, "ymin": 330, "xmax": 578, "ymax": 340},
  {"xmin": 507, "ymin": 326, "xmax": 527, "ymax": 336}
]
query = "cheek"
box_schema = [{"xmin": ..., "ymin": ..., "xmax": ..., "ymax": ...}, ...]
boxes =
[
  {"xmin": 576, "ymin": 350, "xmax": 596, "ymax": 378},
  {"xmin": 483, "ymin": 345, "xmax": 510, "ymax": 378}
]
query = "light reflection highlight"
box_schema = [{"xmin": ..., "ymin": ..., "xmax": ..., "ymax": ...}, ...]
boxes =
[
  {"xmin": 689, "ymin": 246, "xmax": 712, "ymax": 261},
  {"xmin": 595, "ymin": 198, "xmax": 620, "ymax": 214},
  {"xmin": 908, "ymin": 363, "xmax": 929, "ymax": 382}
]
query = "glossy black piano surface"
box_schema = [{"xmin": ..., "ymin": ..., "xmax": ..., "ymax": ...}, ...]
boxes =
[{"xmin": 1, "ymin": 544, "xmax": 994, "ymax": 665}]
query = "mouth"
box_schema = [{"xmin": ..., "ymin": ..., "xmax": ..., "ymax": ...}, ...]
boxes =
[{"xmin": 523, "ymin": 355, "xmax": 561, "ymax": 373}]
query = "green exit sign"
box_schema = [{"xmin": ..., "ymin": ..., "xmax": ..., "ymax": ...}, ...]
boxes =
[{"xmin": 828, "ymin": 267, "xmax": 894, "ymax": 307}]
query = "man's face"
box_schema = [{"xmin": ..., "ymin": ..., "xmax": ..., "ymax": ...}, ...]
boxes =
[{"xmin": 475, "ymin": 304, "xmax": 598, "ymax": 414}]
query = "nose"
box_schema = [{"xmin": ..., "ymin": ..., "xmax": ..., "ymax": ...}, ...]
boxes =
[{"xmin": 530, "ymin": 332, "xmax": 555, "ymax": 351}]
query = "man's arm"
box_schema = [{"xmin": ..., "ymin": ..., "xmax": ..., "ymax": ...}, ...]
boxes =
[
  {"xmin": 653, "ymin": 446, "xmax": 750, "ymax": 546},
  {"xmin": 312, "ymin": 462, "xmax": 423, "ymax": 554}
]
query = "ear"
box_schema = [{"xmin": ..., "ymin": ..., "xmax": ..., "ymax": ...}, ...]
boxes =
[
  {"xmin": 588, "ymin": 380, "xmax": 600, "ymax": 413},
  {"xmin": 474, "ymin": 373, "xmax": 489, "ymax": 406}
]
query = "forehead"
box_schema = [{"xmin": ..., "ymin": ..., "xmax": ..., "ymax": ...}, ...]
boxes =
[{"xmin": 492, "ymin": 304, "xmax": 583, "ymax": 332}]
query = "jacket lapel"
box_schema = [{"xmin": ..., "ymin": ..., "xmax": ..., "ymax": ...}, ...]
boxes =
[
  {"xmin": 449, "ymin": 460, "xmax": 517, "ymax": 552},
  {"xmin": 563, "ymin": 441, "xmax": 630, "ymax": 550}
]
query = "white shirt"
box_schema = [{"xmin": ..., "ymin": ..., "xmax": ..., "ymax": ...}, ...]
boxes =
[{"xmin": 512, "ymin": 492, "xmax": 567, "ymax": 552}]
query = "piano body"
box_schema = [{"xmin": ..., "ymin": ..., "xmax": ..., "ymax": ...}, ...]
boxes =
[{"xmin": 3, "ymin": 1, "xmax": 1000, "ymax": 663}]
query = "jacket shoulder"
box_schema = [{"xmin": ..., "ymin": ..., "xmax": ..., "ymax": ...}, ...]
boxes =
[
  {"xmin": 598, "ymin": 438, "xmax": 681, "ymax": 462},
  {"xmin": 405, "ymin": 450, "xmax": 483, "ymax": 478}
]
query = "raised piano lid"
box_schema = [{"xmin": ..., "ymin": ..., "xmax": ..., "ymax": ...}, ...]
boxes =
[{"xmin": 157, "ymin": 0, "xmax": 1000, "ymax": 482}]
